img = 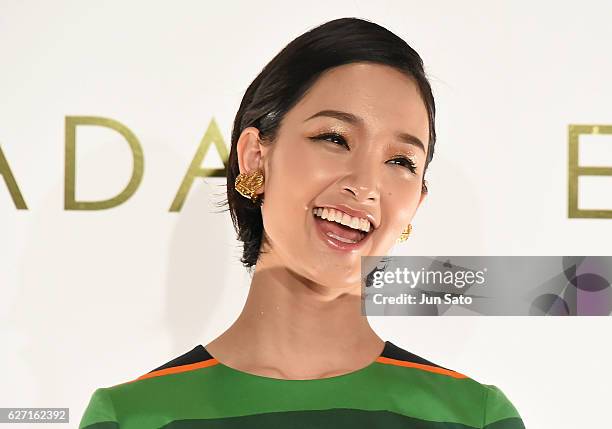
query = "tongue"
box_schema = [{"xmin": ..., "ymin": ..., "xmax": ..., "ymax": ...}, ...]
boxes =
[{"xmin": 315, "ymin": 216, "xmax": 365, "ymax": 241}]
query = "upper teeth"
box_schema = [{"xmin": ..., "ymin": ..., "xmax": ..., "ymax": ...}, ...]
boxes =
[{"xmin": 312, "ymin": 207, "xmax": 371, "ymax": 233}]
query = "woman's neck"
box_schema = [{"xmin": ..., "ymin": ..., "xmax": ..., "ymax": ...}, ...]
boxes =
[{"xmin": 205, "ymin": 257, "xmax": 385, "ymax": 379}]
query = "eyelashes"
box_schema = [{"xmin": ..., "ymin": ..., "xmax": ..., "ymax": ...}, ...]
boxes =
[
  {"xmin": 311, "ymin": 132, "xmax": 347, "ymax": 147},
  {"xmin": 308, "ymin": 132, "xmax": 418, "ymax": 173},
  {"xmin": 388, "ymin": 154, "xmax": 418, "ymax": 172}
]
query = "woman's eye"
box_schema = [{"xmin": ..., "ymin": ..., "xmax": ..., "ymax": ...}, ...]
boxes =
[
  {"xmin": 310, "ymin": 133, "xmax": 349, "ymax": 148},
  {"xmin": 310, "ymin": 134, "xmax": 417, "ymax": 173},
  {"xmin": 388, "ymin": 156, "xmax": 417, "ymax": 173}
]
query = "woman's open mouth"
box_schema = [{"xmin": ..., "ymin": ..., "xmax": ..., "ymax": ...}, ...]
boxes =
[{"xmin": 311, "ymin": 207, "xmax": 374, "ymax": 252}]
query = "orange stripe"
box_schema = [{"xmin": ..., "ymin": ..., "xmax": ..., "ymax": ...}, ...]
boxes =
[
  {"xmin": 375, "ymin": 356, "xmax": 468, "ymax": 379},
  {"xmin": 127, "ymin": 358, "xmax": 220, "ymax": 383}
]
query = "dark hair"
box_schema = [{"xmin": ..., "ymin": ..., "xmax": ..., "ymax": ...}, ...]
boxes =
[{"xmin": 220, "ymin": 17, "xmax": 437, "ymax": 272}]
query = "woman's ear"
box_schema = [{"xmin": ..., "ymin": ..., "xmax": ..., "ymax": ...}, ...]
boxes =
[
  {"xmin": 236, "ymin": 127, "xmax": 264, "ymax": 175},
  {"xmin": 418, "ymin": 180, "xmax": 428, "ymax": 208}
]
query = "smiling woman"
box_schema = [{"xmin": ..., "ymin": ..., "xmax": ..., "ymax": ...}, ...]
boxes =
[
  {"xmin": 249, "ymin": 63, "xmax": 430, "ymax": 260},
  {"xmin": 79, "ymin": 17, "xmax": 525, "ymax": 429}
]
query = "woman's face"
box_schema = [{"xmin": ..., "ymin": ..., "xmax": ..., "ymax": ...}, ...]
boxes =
[{"xmin": 241, "ymin": 62, "xmax": 429, "ymax": 289}]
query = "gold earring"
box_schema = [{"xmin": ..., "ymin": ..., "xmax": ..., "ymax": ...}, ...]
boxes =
[
  {"xmin": 235, "ymin": 168, "xmax": 265, "ymax": 203},
  {"xmin": 396, "ymin": 224, "xmax": 412, "ymax": 243}
]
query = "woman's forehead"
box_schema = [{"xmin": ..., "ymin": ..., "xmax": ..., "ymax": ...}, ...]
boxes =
[
  {"xmin": 296, "ymin": 64, "xmax": 424, "ymax": 116},
  {"xmin": 284, "ymin": 64, "xmax": 428, "ymax": 143}
]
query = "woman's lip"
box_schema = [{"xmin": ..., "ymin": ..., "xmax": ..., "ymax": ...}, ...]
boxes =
[{"xmin": 312, "ymin": 215, "xmax": 373, "ymax": 252}]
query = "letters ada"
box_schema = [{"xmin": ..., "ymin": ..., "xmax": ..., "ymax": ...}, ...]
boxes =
[{"xmin": 0, "ymin": 116, "xmax": 229, "ymax": 211}]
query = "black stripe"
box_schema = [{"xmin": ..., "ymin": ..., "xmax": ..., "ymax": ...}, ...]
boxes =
[
  {"xmin": 382, "ymin": 341, "xmax": 453, "ymax": 371},
  {"xmin": 149, "ymin": 345, "xmax": 214, "ymax": 373},
  {"xmin": 159, "ymin": 408, "xmax": 479, "ymax": 429},
  {"xmin": 484, "ymin": 417, "xmax": 526, "ymax": 429},
  {"xmin": 150, "ymin": 342, "xmax": 454, "ymax": 375},
  {"xmin": 81, "ymin": 421, "xmax": 120, "ymax": 429}
]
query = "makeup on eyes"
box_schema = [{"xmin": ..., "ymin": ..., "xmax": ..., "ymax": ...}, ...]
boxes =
[
  {"xmin": 388, "ymin": 152, "xmax": 418, "ymax": 172},
  {"xmin": 307, "ymin": 128, "xmax": 419, "ymax": 173}
]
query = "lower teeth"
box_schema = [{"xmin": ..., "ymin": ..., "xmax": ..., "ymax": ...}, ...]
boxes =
[{"xmin": 326, "ymin": 232, "xmax": 358, "ymax": 244}]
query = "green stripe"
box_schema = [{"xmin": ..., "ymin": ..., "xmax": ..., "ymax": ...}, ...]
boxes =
[
  {"xmin": 159, "ymin": 408, "xmax": 478, "ymax": 428},
  {"xmin": 106, "ymin": 362, "xmax": 486, "ymax": 428},
  {"xmin": 79, "ymin": 388, "xmax": 118, "ymax": 428},
  {"xmin": 482, "ymin": 384, "xmax": 523, "ymax": 426}
]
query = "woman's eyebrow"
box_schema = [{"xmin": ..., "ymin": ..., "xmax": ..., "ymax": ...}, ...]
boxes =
[
  {"xmin": 304, "ymin": 109, "xmax": 426, "ymax": 153},
  {"xmin": 396, "ymin": 132, "xmax": 426, "ymax": 154},
  {"xmin": 304, "ymin": 109, "xmax": 361, "ymax": 126}
]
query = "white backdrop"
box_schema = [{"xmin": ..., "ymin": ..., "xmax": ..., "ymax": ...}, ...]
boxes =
[{"xmin": 2, "ymin": 1, "xmax": 612, "ymax": 428}]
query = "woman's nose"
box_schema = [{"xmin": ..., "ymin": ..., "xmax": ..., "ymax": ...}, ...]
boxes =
[{"xmin": 341, "ymin": 155, "xmax": 380, "ymax": 202}]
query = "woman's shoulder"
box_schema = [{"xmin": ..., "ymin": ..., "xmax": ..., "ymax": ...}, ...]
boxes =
[
  {"xmin": 120, "ymin": 344, "xmax": 218, "ymax": 388},
  {"xmin": 79, "ymin": 344, "xmax": 215, "ymax": 429},
  {"xmin": 380, "ymin": 340, "xmax": 525, "ymax": 429},
  {"xmin": 378, "ymin": 340, "xmax": 474, "ymax": 381},
  {"xmin": 145, "ymin": 344, "xmax": 214, "ymax": 375}
]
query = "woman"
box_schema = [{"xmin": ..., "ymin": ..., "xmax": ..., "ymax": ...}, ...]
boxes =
[{"xmin": 80, "ymin": 17, "xmax": 525, "ymax": 429}]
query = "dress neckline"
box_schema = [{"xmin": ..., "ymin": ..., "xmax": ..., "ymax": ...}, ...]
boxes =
[{"xmin": 202, "ymin": 340, "xmax": 389, "ymax": 382}]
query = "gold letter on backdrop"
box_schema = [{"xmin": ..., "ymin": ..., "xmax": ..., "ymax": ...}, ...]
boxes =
[
  {"xmin": 169, "ymin": 117, "xmax": 228, "ymax": 212},
  {"xmin": 65, "ymin": 116, "xmax": 144, "ymax": 210},
  {"xmin": 568, "ymin": 124, "xmax": 612, "ymax": 218},
  {"xmin": 0, "ymin": 144, "xmax": 27, "ymax": 209}
]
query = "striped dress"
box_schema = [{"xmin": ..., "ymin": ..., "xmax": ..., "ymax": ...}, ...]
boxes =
[{"xmin": 79, "ymin": 340, "xmax": 525, "ymax": 428}]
